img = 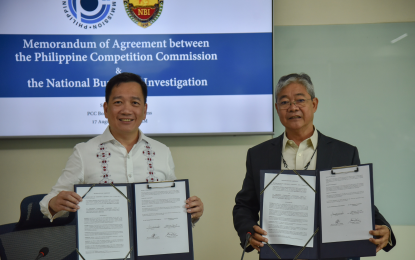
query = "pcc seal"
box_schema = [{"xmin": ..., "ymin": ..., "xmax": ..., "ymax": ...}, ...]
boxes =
[
  {"xmin": 124, "ymin": 0, "xmax": 164, "ymax": 28},
  {"xmin": 63, "ymin": 0, "xmax": 116, "ymax": 29}
]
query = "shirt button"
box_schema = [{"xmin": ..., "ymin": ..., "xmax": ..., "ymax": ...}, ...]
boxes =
[
  {"xmin": 128, "ymin": 174, "xmax": 132, "ymax": 178},
  {"xmin": 299, "ymin": 153, "xmax": 302, "ymax": 156},
  {"xmin": 127, "ymin": 155, "xmax": 130, "ymax": 159}
]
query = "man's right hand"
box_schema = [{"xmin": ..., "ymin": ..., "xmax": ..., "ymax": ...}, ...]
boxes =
[
  {"xmin": 48, "ymin": 191, "xmax": 82, "ymax": 215},
  {"xmin": 249, "ymin": 225, "xmax": 268, "ymax": 252}
]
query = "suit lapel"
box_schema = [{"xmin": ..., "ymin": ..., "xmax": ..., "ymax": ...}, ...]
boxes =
[
  {"xmin": 268, "ymin": 133, "xmax": 284, "ymax": 170},
  {"xmin": 316, "ymin": 131, "xmax": 333, "ymax": 170}
]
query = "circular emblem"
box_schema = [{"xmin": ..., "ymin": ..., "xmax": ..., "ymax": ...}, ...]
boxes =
[
  {"xmin": 63, "ymin": 0, "xmax": 116, "ymax": 29},
  {"xmin": 123, "ymin": 0, "xmax": 164, "ymax": 28}
]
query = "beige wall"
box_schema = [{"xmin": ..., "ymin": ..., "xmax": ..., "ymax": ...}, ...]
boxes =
[
  {"xmin": 273, "ymin": 0, "xmax": 415, "ymax": 26},
  {"xmin": 0, "ymin": 0, "xmax": 414, "ymax": 259}
]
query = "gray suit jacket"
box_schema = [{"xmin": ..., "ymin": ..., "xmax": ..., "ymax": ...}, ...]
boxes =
[{"xmin": 232, "ymin": 131, "xmax": 395, "ymax": 259}]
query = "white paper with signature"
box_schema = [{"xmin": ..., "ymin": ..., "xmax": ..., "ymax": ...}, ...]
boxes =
[
  {"xmin": 320, "ymin": 165, "xmax": 373, "ymax": 243},
  {"xmin": 135, "ymin": 181, "xmax": 189, "ymax": 256},
  {"xmin": 262, "ymin": 173, "xmax": 316, "ymax": 247}
]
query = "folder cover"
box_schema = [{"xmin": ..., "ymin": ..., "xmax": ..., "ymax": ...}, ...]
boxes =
[
  {"xmin": 259, "ymin": 164, "xmax": 376, "ymax": 259},
  {"xmin": 75, "ymin": 179, "xmax": 194, "ymax": 260}
]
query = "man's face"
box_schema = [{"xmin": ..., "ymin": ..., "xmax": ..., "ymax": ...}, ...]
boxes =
[
  {"xmin": 275, "ymin": 82, "xmax": 318, "ymax": 134},
  {"xmin": 104, "ymin": 81, "xmax": 147, "ymax": 139}
]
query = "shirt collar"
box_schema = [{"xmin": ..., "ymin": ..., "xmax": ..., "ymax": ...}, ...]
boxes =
[
  {"xmin": 282, "ymin": 127, "xmax": 318, "ymax": 150},
  {"xmin": 309, "ymin": 127, "xmax": 318, "ymax": 149},
  {"xmin": 138, "ymin": 128, "xmax": 150, "ymax": 144},
  {"xmin": 99, "ymin": 126, "xmax": 148, "ymax": 145}
]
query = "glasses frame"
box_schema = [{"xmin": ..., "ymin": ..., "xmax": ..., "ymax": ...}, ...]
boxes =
[{"xmin": 277, "ymin": 98, "xmax": 313, "ymax": 110}]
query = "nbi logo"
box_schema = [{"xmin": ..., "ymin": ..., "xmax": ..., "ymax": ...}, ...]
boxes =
[{"xmin": 63, "ymin": 0, "xmax": 116, "ymax": 29}]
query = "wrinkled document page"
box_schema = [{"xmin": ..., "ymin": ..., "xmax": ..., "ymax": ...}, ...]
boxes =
[
  {"xmin": 135, "ymin": 181, "xmax": 189, "ymax": 256},
  {"xmin": 262, "ymin": 173, "xmax": 316, "ymax": 247},
  {"xmin": 76, "ymin": 185, "xmax": 131, "ymax": 260},
  {"xmin": 320, "ymin": 165, "xmax": 373, "ymax": 243}
]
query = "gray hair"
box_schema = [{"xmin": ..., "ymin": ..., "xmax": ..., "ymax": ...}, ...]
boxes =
[{"xmin": 275, "ymin": 73, "xmax": 315, "ymax": 102}]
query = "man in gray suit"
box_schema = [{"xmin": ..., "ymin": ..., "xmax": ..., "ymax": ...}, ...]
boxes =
[{"xmin": 233, "ymin": 73, "xmax": 395, "ymax": 259}]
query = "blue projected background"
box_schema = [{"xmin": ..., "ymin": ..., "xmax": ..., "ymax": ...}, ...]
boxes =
[{"xmin": 0, "ymin": 0, "xmax": 273, "ymax": 137}]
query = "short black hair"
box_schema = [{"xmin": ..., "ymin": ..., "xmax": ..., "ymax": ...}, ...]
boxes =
[{"xmin": 105, "ymin": 72, "xmax": 148, "ymax": 103}]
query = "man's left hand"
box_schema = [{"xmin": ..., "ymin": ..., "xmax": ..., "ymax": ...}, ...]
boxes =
[
  {"xmin": 185, "ymin": 196, "xmax": 204, "ymax": 220},
  {"xmin": 369, "ymin": 225, "xmax": 390, "ymax": 252}
]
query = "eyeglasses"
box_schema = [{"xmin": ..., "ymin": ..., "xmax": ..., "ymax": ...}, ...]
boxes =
[{"xmin": 277, "ymin": 99, "xmax": 312, "ymax": 110}]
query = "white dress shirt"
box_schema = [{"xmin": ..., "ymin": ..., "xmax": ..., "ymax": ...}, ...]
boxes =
[{"xmin": 40, "ymin": 126, "xmax": 176, "ymax": 220}]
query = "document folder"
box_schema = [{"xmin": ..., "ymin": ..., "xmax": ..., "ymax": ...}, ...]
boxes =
[
  {"xmin": 319, "ymin": 164, "xmax": 375, "ymax": 259},
  {"xmin": 259, "ymin": 164, "xmax": 376, "ymax": 260},
  {"xmin": 260, "ymin": 169, "xmax": 319, "ymax": 260},
  {"xmin": 74, "ymin": 179, "xmax": 194, "ymax": 260}
]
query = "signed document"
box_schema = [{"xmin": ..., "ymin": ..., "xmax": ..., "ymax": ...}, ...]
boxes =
[
  {"xmin": 76, "ymin": 185, "xmax": 131, "ymax": 260},
  {"xmin": 135, "ymin": 181, "xmax": 189, "ymax": 256},
  {"xmin": 262, "ymin": 173, "xmax": 316, "ymax": 247},
  {"xmin": 320, "ymin": 165, "xmax": 373, "ymax": 243}
]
